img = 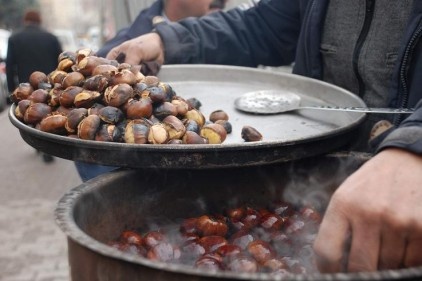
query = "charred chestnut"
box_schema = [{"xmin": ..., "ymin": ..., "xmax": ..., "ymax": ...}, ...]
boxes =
[
  {"xmin": 198, "ymin": 236, "xmax": 228, "ymax": 253},
  {"xmin": 186, "ymin": 97, "xmax": 202, "ymax": 110},
  {"xmin": 246, "ymin": 240, "xmax": 275, "ymax": 264},
  {"xmin": 92, "ymin": 64, "xmax": 118, "ymax": 78},
  {"xmin": 98, "ymin": 106, "xmax": 124, "ymax": 124},
  {"xmin": 124, "ymin": 119, "xmax": 150, "ymax": 144},
  {"xmin": 47, "ymin": 85, "xmax": 63, "ymax": 107},
  {"xmin": 171, "ymin": 97, "xmax": 189, "ymax": 116},
  {"xmin": 87, "ymin": 103, "xmax": 105, "ymax": 115},
  {"xmin": 185, "ymin": 109, "xmax": 205, "ymax": 127},
  {"xmin": 152, "ymin": 102, "xmax": 177, "ymax": 120},
  {"xmin": 48, "ymin": 70, "xmax": 67, "ymax": 85},
  {"xmin": 143, "ymin": 75, "xmax": 160, "ymax": 87},
  {"xmin": 95, "ymin": 124, "xmax": 121, "ymax": 142}
]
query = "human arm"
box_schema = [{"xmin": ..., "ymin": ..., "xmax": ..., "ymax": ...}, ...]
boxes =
[
  {"xmin": 5, "ymin": 37, "xmax": 16, "ymax": 92},
  {"xmin": 314, "ymin": 103, "xmax": 422, "ymax": 272},
  {"xmin": 107, "ymin": 0, "xmax": 303, "ymax": 67}
]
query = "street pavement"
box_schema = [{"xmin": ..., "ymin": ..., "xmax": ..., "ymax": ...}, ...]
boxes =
[{"xmin": 0, "ymin": 105, "xmax": 82, "ymax": 281}]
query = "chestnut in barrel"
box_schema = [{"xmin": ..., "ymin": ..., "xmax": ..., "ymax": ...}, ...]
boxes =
[
  {"xmin": 28, "ymin": 89, "xmax": 49, "ymax": 104},
  {"xmin": 14, "ymin": 100, "xmax": 31, "ymax": 121}
]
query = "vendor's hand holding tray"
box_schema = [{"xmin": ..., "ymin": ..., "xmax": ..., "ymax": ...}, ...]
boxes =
[{"xmin": 9, "ymin": 65, "xmax": 366, "ymax": 169}]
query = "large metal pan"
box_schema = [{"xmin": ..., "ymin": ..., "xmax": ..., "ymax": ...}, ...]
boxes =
[{"xmin": 9, "ymin": 65, "xmax": 366, "ymax": 169}]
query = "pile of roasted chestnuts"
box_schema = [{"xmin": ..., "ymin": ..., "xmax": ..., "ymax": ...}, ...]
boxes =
[
  {"xmin": 11, "ymin": 49, "xmax": 262, "ymax": 144},
  {"xmin": 108, "ymin": 201, "xmax": 321, "ymax": 275}
]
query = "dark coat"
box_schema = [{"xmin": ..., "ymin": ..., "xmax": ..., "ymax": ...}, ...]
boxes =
[
  {"xmin": 96, "ymin": 0, "xmax": 164, "ymax": 58},
  {"xmin": 155, "ymin": 0, "xmax": 422, "ymax": 154},
  {"xmin": 6, "ymin": 24, "xmax": 62, "ymax": 92}
]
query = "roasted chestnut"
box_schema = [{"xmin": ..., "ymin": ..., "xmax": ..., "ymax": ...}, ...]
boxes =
[
  {"xmin": 126, "ymin": 98, "xmax": 153, "ymax": 120},
  {"xmin": 214, "ymin": 120, "xmax": 232, "ymax": 134},
  {"xmin": 98, "ymin": 106, "xmax": 124, "ymax": 124},
  {"xmin": 62, "ymin": 71, "xmax": 85, "ymax": 89},
  {"xmin": 148, "ymin": 86, "xmax": 167, "ymax": 103},
  {"xmin": 74, "ymin": 90, "xmax": 102, "ymax": 108},
  {"xmin": 28, "ymin": 89, "xmax": 49, "ymax": 104},
  {"xmin": 124, "ymin": 119, "xmax": 150, "ymax": 144},
  {"xmin": 87, "ymin": 103, "xmax": 105, "ymax": 115},
  {"xmin": 120, "ymin": 230, "xmax": 144, "ymax": 247},
  {"xmin": 59, "ymin": 86, "xmax": 84, "ymax": 107},
  {"xmin": 48, "ymin": 70, "xmax": 67, "ymax": 84},
  {"xmin": 95, "ymin": 124, "xmax": 121, "ymax": 142},
  {"xmin": 182, "ymin": 131, "xmax": 208, "ymax": 144},
  {"xmin": 148, "ymin": 123, "xmax": 169, "ymax": 144},
  {"xmin": 29, "ymin": 71, "xmax": 48, "ymax": 89},
  {"xmin": 47, "ymin": 84, "xmax": 63, "ymax": 107},
  {"xmin": 147, "ymin": 242, "xmax": 180, "ymax": 262},
  {"xmin": 14, "ymin": 100, "xmax": 31, "ymax": 121},
  {"xmin": 83, "ymin": 74, "xmax": 109, "ymax": 92},
  {"xmin": 152, "ymin": 101, "xmax": 177, "ymax": 120},
  {"xmin": 241, "ymin": 125, "xmax": 263, "ymax": 142},
  {"xmin": 227, "ymin": 255, "xmax": 258, "ymax": 273},
  {"xmin": 109, "ymin": 69, "xmax": 137, "ymax": 86},
  {"xmin": 200, "ymin": 123, "xmax": 227, "ymax": 144},
  {"xmin": 209, "ymin": 110, "xmax": 229, "ymax": 123},
  {"xmin": 77, "ymin": 114, "xmax": 101, "ymax": 140},
  {"xmin": 10, "ymin": 83, "xmax": 33, "ymax": 103},
  {"xmin": 92, "ymin": 64, "xmax": 118, "ymax": 78},
  {"xmin": 195, "ymin": 254, "xmax": 223, "ymax": 270},
  {"xmin": 23, "ymin": 103, "xmax": 52, "ymax": 124},
  {"xmin": 185, "ymin": 109, "xmax": 205, "ymax": 127},
  {"xmin": 162, "ymin": 115, "xmax": 186, "ymax": 140},
  {"xmin": 144, "ymin": 231, "xmax": 166, "ymax": 250},
  {"xmin": 143, "ymin": 75, "xmax": 160, "ymax": 87},
  {"xmin": 39, "ymin": 114, "xmax": 68, "ymax": 135},
  {"xmin": 198, "ymin": 236, "xmax": 228, "ymax": 253},
  {"xmin": 104, "ymin": 83, "xmax": 133, "ymax": 107},
  {"xmin": 75, "ymin": 56, "xmax": 114, "ymax": 76},
  {"xmin": 65, "ymin": 108, "xmax": 88, "ymax": 133},
  {"xmin": 171, "ymin": 97, "xmax": 189, "ymax": 116},
  {"xmin": 186, "ymin": 97, "xmax": 202, "ymax": 110}
]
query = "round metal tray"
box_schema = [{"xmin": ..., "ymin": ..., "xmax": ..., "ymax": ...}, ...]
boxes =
[{"xmin": 9, "ymin": 65, "xmax": 366, "ymax": 169}]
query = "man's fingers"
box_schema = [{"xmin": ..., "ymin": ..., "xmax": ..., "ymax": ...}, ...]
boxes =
[
  {"xmin": 313, "ymin": 204, "xmax": 350, "ymax": 273},
  {"xmin": 378, "ymin": 229, "xmax": 406, "ymax": 270},
  {"xmin": 404, "ymin": 238, "xmax": 422, "ymax": 267},
  {"xmin": 347, "ymin": 223, "xmax": 380, "ymax": 272},
  {"xmin": 106, "ymin": 47, "xmax": 121, "ymax": 60}
]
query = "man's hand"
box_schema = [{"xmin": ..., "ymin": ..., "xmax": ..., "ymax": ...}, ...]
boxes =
[
  {"xmin": 314, "ymin": 148, "xmax": 422, "ymax": 272},
  {"xmin": 106, "ymin": 33, "xmax": 165, "ymax": 66}
]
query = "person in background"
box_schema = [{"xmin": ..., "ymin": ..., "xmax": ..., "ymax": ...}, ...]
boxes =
[
  {"xmin": 6, "ymin": 9, "xmax": 62, "ymax": 163},
  {"xmin": 75, "ymin": 0, "xmax": 228, "ymax": 181},
  {"xmin": 106, "ymin": 0, "xmax": 422, "ymax": 273}
]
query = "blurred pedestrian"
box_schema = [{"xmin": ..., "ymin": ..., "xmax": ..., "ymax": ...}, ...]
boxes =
[
  {"xmin": 75, "ymin": 0, "xmax": 228, "ymax": 181},
  {"xmin": 6, "ymin": 9, "xmax": 62, "ymax": 163}
]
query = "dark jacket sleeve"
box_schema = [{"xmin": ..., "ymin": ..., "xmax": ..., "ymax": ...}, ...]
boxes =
[
  {"xmin": 6, "ymin": 37, "xmax": 16, "ymax": 92},
  {"xmin": 155, "ymin": 0, "xmax": 302, "ymax": 67},
  {"xmin": 376, "ymin": 101, "xmax": 422, "ymax": 154}
]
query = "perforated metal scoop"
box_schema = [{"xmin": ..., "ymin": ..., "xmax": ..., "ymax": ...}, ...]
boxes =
[{"xmin": 234, "ymin": 90, "xmax": 415, "ymax": 115}]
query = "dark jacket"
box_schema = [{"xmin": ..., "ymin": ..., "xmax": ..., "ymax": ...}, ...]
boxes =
[
  {"xmin": 6, "ymin": 24, "xmax": 62, "ymax": 91},
  {"xmin": 155, "ymin": 0, "xmax": 422, "ymax": 154},
  {"xmin": 96, "ymin": 0, "xmax": 164, "ymax": 58}
]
